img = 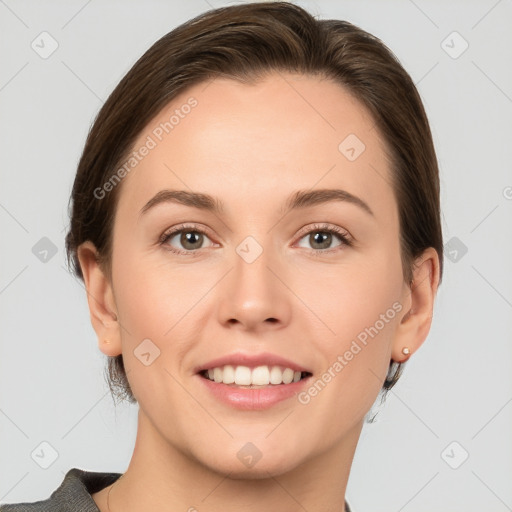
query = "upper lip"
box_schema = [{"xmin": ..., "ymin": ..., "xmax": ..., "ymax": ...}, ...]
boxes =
[{"xmin": 194, "ymin": 352, "xmax": 312, "ymax": 374}]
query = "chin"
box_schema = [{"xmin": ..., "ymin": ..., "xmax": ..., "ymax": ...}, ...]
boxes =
[{"xmin": 193, "ymin": 440, "xmax": 308, "ymax": 479}]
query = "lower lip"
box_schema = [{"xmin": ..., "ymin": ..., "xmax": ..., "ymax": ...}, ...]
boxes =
[{"xmin": 197, "ymin": 374, "xmax": 311, "ymax": 410}]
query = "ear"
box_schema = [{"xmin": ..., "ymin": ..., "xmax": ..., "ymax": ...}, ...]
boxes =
[
  {"xmin": 77, "ymin": 241, "xmax": 122, "ymax": 357},
  {"xmin": 392, "ymin": 247, "xmax": 441, "ymax": 362}
]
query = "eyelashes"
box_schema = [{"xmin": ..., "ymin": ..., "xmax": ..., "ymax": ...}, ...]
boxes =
[
  {"xmin": 294, "ymin": 223, "xmax": 353, "ymax": 255},
  {"xmin": 159, "ymin": 222, "xmax": 353, "ymax": 256},
  {"xmin": 159, "ymin": 224, "xmax": 216, "ymax": 255}
]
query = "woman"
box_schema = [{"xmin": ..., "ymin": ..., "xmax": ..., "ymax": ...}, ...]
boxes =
[{"xmin": 1, "ymin": 2, "xmax": 442, "ymax": 511}]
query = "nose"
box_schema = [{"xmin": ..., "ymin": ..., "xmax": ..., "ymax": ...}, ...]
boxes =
[{"xmin": 216, "ymin": 238, "xmax": 292, "ymax": 332}]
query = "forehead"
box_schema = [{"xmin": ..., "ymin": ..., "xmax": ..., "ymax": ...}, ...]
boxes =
[{"xmin": 116, "ymin": 72, "xmax": 395, "ymax": 222}]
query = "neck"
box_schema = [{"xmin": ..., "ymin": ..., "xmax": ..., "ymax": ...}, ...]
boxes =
[{"xmin": 106, "ymin": 409, "xmax": 361, "ymax": 512}]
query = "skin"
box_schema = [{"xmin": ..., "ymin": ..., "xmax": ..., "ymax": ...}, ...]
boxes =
[{"xmin": 78, "ymin": 72, "xmax": 440, "ymax": 512}]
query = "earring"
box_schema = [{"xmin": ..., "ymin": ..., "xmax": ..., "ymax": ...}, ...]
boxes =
[{"xmin": 402, "ymin": 347, "xmax": 410, "ymax": 356}]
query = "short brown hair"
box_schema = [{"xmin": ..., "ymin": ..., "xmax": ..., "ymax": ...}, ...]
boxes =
[{"xmin": 65, "ymin": 1, "xmax": 443, "ymax": 404}]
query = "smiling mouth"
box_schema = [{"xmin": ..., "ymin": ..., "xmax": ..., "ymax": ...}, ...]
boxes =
[{"xmin": 199, "ymin": 365, "xmax": 312, "ymax": 387}]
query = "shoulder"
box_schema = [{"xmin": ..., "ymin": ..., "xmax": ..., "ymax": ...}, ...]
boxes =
[{"xmin": 0, "ymin": 468, "xmax": 122, "ymax": 512}]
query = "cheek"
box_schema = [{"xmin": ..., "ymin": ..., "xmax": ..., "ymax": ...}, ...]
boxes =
[
  {"xmin": 113, "ymin": 243, "xmax": 203, "ymax": 336},
  {"xmin": 293, "ymin": 250, "xmax": 403, "ymax": 415},
  {"xmin": 293, "ymin": 246, "xmax": 403, "ymax": 346},
  {"xmin": 295, "ymin": 301, "xmax": 401, "ymax": 444},
  {"xmin": 111, "ymin": 249, "xmax": 212, "ymax": 395}
]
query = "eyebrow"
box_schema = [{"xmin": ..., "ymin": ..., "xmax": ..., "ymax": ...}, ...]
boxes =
[{"xmin": 138, "ymin": 188, "xmax": 374, "ymax": 219}]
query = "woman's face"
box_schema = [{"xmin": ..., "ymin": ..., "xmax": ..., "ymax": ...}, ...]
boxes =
[{"xmin": 104, "ymin": 73, "xmax": 412, "ymax": 475}]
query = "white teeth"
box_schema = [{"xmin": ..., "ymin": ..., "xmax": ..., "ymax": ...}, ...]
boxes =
[
  {"xmin": 223, "ymin": 365, "xmax": 235, "ymax": 384},
  {"xmin": 282, "ymin": 368, "xmax": 294, "ymax": 384},
  {"xmin": 269, "ymin": 366, "xmax": 283, "ymax": 384},
  {"xmin": 213, "ymin": 367, "xmax": 223, "ymax": 383},
  {"xmin": 251, "ymin": 366, "xmax": 270, "ymax": 386},
  {"xmin": 234, "ymin": 366, "xmax": 252, "ymax": 385},
  {"xmin": 203, "ymin": 365, "xmax": 306, "ymax": 386}
]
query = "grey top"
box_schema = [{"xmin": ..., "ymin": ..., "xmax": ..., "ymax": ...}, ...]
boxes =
[
  {"xmin": 0, "ymin": 468, "xmax": 121, "ymax": 512},
  {"xmin": 0, "ymin": 467, "xmax": 352, "ymax": 511}
]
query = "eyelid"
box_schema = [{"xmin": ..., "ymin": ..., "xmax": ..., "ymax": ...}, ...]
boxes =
[
  {"xmin": 159, "ymin": 223, "xmax": 217, "ymax": 255},
  {"xmin": 159, "ymin": 222, "xmax": 353, "ymax": 254},
  {"xmin": 159, "ymin": 222, "xmax": 213, "ymax": 243},
  {"xmin": 293, "ymin": 222, "xmax": 353, "ymax": 245}
]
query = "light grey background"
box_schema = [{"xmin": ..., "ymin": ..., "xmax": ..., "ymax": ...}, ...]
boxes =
[{"xmin": 1, "ymin": 1, "xmax": 511, "ymax": 511}]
